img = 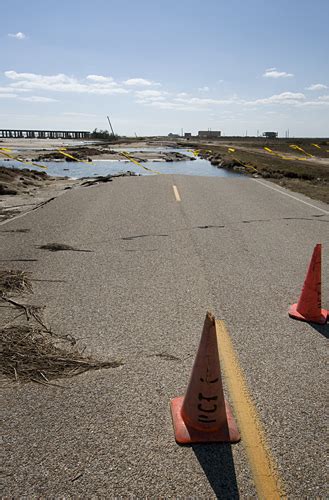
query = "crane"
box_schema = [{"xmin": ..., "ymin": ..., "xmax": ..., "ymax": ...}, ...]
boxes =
[{"xmin": 107, "ymin": 115, "xmax": 115, "ymax": 136}]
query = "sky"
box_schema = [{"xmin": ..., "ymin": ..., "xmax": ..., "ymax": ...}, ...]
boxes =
[{"xmin": 1, "ymin": 0, "xmax": 329, "ymax": 137}]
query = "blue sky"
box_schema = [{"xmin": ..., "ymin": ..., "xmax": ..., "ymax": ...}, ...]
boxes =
[{"xmin": 1, "ymin": 0, "xmax": 328, "ymax": 136}]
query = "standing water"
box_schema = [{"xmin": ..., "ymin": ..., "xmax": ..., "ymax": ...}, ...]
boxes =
[{"xmin": 0, "ymin": 148, "xmax": 242, "ymax": 179}]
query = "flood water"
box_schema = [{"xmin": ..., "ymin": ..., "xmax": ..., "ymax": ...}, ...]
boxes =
[{"xmin": 0, "ymin": 148, "xmax": 242, "ymax": 179}]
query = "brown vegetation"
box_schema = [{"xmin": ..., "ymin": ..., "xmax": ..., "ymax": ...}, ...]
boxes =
[
  {"xmin": 0, "ymin": 267, "xmax": 123, "ymax": 385},
  {"xmin": 190, "ymin": 138, "xmax": 329, "ymax": 204},
  {"xmin": 0, "ymin": 325, "xmax": 123, "ymax": 384}
]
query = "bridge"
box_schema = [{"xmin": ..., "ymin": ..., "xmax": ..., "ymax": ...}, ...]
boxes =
[{"xmin": 0, "ymin": 129, "xmax": 91, "ymax": 139}]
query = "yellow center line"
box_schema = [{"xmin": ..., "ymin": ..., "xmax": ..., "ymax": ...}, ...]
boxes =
[
  {"xmin": 172, "ymin": 185, "xmax": 181, "ymax": 202},
  {"xmin": 216, "ymin": 320, "xmax": 286, "ymax": 499}
]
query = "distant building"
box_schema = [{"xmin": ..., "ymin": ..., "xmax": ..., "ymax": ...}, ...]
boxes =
[
  {"xmin": 198, "ymin": 130, "xmax": 221, "ymax": 138},
  {"xmin": 168, "ymin": 133, "xmax": 180, "ymax": 138},
  {"xmin": 184, "ymin": 132, "xmax": 192, "ymax": 138},
  {"xmin": 263, "ymin": 131, "xmax": 278, "ymax": 139}
]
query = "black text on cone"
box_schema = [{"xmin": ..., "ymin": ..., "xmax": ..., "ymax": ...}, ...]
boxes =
[{"xmin": 170, "ymin": 312, "xmax": 240, "ymax": 444}]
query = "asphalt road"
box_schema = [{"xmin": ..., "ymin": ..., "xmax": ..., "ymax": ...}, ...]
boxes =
[{"xmin": 1, "ymin": 175, "xmax": 328, "ymax": 498}]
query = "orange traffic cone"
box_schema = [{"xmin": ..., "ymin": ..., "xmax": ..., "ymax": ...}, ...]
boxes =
[
  {"xmin": 170, "ymin": 312, "xmax": 240, "ymax": 444},
  {"xmin": 289, "ymin": 244, "xmax": 328, "ymax": 325}
]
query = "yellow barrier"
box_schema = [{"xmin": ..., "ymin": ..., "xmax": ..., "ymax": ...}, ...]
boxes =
[
  {"xmin": 0, "ymin": 147, "xmax": 47, "ymax": 169},
  {"xmin": 120, "ymin": 151, "xmax": 161, "ymax": 174},
  {"xmin": 229, "ymin": 156, "xmax": 257, "ymax": 172},
  {"xmin": 264, "ymin": 146, "xmax": 304, "ymax": 162},
  {"xmin": 289, "ymin": 144, "xmax": 313, "ymax": 158},
  {"xmin": 58, "ymin": 148, "xmax": 96, "ymax": 166}
]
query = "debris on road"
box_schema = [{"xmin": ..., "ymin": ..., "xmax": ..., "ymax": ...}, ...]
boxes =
[
  {"xmin": 0, "ymin": 266, "xmax": 123, "ymax": 385},
  {"xmin": 0, "ymin": 269, "xmax": 33, "ymax": 295},
  {"xmin": 81, "ymin": 171, "xmax": 137, "ymax": 187},
  {"xmin": 37, "ymin": 243, "xmax": 93, "ymax": 252},
  {"xmin": 0, "ymin": 324, "xmax": 123, "ymax": 384}
]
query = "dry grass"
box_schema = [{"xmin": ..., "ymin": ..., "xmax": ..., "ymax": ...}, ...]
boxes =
[
  {"xmin": 0, "ymin": 268, "xmax": 123, "ymax": 385},
  {"xmin": 0, "ymin": 324, "xmax": 123, "ymax": 384},
  {"xmin": 0, "ymin": 269, "xmax": 33, "ymax": 295}
]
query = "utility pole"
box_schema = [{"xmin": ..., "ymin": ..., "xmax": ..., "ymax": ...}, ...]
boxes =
[{"xmin": 107, "ymin": 115, "xmax": 115, "ymax": 136}]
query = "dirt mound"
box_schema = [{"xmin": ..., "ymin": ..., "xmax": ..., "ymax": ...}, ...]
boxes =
[
  {"xmin": 34, "ymin": 146, "xmax": 110, "ymax": 162},
  {"xmin": 0, "ymin": 166, "xmax": 50, "ymax": 196}
]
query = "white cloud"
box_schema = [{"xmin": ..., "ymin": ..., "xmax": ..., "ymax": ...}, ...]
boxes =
[
  {"xmin": 86, "ymin": 75, "xmax": 114, "ymax": 82},
  {"xmin": 8, "ymin": 32, "xmax": 26, "ymax": 40},
  {"xmin": 137, "ymin": 93, "xmax": 239, "ymax": 112},
  {"xmin": 63, "ymin": 112, "xmax": 98, "ymax": 117},
  {"xmin": 149, "ymin": 101, "xmax": 202, "ymax": 111},
  {"xmin": 305, "ymin": 83, "xmax": 328, "ymax": 91},
  {"xmin": 247, "ymin": 92, "xmax": 305, "ymax": 105},
  {"xmin": 296, "ymin": 100, "xmax": 329, "ymax": 107},
  {"xmin": 174, "ymin": 96, "xmax": 236, "ymax": 106},
  {"xmin": 0, "ymin": 93, "xmax": 17, "ymax": 98},
  {"xmin": 0, "ymin": 86, "xmax": 28, "ymax": 93},
  {"xmin": 134, "ymin": 89, "xmax": 169, "ymax": 107},
  {"xmin": 318, "ymin": 95, "xmax": 329, "ymax": 101},
  {"xmin": 198, "ymin": 86, "xmax": 210, "ymax": 92},
  {"xmin": 242, "ymin": 92, "xmax": 329, "ymax": 108},
  {"xmin": 135, "ymin": 90, "xmax": 165, "ymax": 98},
  {"xmin": 263, "ymin": 68, "xmax": 294, "ymax": 78},
  {"xmin": 123, "ymin": 78, "xmax": 160, "ymax": 87},
  {"xmin": 4, "ymin": 70, "xmax": 129, "ymax": 95},
  {"xmin": 21, "ymin": 96, "xmax": 58, "ymax": 102}
]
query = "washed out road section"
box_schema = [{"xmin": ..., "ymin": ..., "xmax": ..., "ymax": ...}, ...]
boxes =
[{"xmin": 1, "ymin": 175, "xmax": 328, "ymax": 498}]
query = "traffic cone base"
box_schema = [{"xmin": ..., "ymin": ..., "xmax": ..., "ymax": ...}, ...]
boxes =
[
  {"xmin": 170, "ymin": 396, "xmax": 240, "ymax": 445},
  {"xmin": 288, "ymin": 303, "xmax": 328, "ymax": 325}
]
